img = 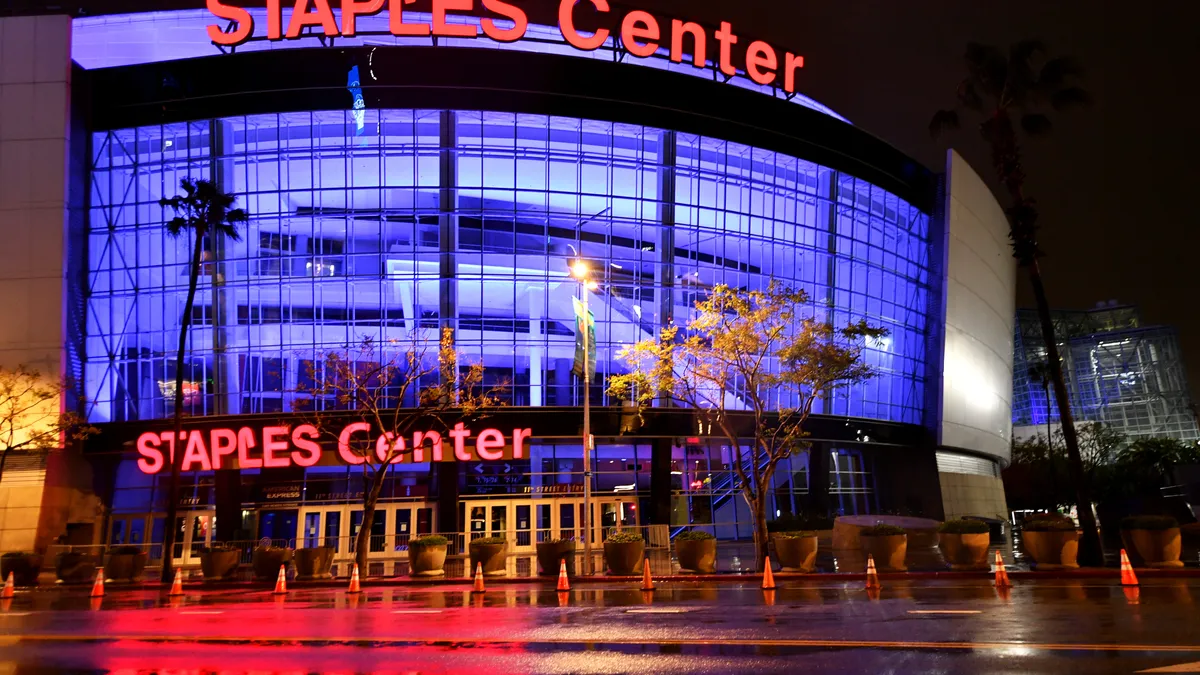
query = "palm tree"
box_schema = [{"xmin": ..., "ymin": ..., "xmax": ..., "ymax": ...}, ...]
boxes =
[
  {"xmin": 158, "ymin": 178, "xmax": 247, "ymax": 582},
  {"xmin": 1027, "ymin": 360, "xmax": 1058, "ymax": 509},
  {"xmin": 930, "ymin": 41, "xmax": 1101, "ymax": 565}
]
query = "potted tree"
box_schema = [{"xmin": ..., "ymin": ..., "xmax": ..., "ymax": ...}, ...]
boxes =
[
  {"xmin": 859, "ymin": 524, "xmax": 907, "ymax": 571},
  {"xmin": 675, "ymin": 530, "xmax": 717, "ymax": 574},
  {"xmin": 603, "ymin": 531, "xmax": 645, "ymax": 576},
  {"xmin": 408, "ymin": 535, "xmax": 449, "ymax": 577},
  {"xmin": 199, "ymin": 546, "xmax": 241, "ymax": 581},
  {"xmin": 536, "ymin": 538, "xmax": 576, "ymax": 577},
  {"xmin": 937, "ymin": 520, "xmax": 992, "ymax": 570},
  {"xmin": 54, "ymin": 549, "xmax": 96, "ymax": 584},
  {"xmin": 771, "ymin": 531, "xmax": 818, "ymax": 572},
  {"xmin": 1021, "ymin": 515, "xmax": 1080, "ymax": 570},
  {"xmin": 294, "ymin": 546, "xmax": 336, "ymax": 580},
  {"xmin": 469, "ymin": 537, "xmax": 508, "ymax": 577},
  {"xmin": 251, "ymin": 545, "xmax": 294, "ymax": 581},
  {"xmin": 0, "ymin": 552, "xmax": 42, "ymax": 587},
  {"xmin": 103, "ymin": 545, "xmax": 148, "ymax": 583},
  {"xmin": 1120, "ymin": 515, "xmax": 1183, "ymax": 568}
]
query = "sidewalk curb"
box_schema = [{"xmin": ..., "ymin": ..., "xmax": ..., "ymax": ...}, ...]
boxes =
[{"xmin": 19, "ymin": 567, "xmax": 1200, "ymax": 592}]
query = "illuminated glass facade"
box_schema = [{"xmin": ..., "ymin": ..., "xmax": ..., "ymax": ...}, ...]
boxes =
[{"xmin": 84, "ymin": 109, "xmax": 931, "ymax": 427}]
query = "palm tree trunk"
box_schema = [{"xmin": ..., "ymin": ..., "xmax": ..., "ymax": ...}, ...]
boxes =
[
  {"xmin": 161, "ymin": 233, "xmax": 205, "ymax": 582},
  {"xmin": 1026, "ymin": 261, "xmax": 1103, "ymax": 566}
]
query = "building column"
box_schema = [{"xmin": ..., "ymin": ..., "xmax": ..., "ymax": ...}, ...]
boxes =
[
  {"xmin": 649, "ymin": 438, "xmax": 674, "ymax": 525},
  {"xmin": 435, "ymin": 463, "xmax": 460, "ymax": 535},
  {"xmin": 438, "ymin": 110, "xmax": 458, "ymax": 340}
]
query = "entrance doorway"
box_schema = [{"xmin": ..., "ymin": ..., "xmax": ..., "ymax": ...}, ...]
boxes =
[
  {"xmin": 460, "ymin": 497, "xmax": 639, "ymax": 554},
  {"xmin": 170, "ymin": 511, "xmax": 215, "ymax": 567},
  {"xmin": 258, "ymin": 510, "xmax": 298, "ymax": 547},
  {"xmin": 298, "ymin": 503, "xmax": 437, "ymax": 561}
]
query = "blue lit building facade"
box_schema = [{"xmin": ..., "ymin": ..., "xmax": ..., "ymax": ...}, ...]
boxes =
[{"xmin": 0, "ymin": 5, "xmax": 1016, "ymax": 560}]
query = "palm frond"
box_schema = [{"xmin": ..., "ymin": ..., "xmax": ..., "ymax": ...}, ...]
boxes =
[
  {"xmin": 1020, "ymin": 113, "xmax": 1053, "ymax": 136},
  {"xmin": 929, "ymin": 109, "xmax": 961, "ymax": 138},
  {"xmin": 964, "ymin": 42, "xmax": 1007, "ymax": 99},
  {"xmin": 955, "ymin": 80, "xmax": 984, "ymax": 111},
  {"xmin": 1050, "ymin": 86, "xmax": 1091, "ymax": 111},
  {"xmin": 1038, "ymin": 56, "xmax": 1085, "ymax": 89}
]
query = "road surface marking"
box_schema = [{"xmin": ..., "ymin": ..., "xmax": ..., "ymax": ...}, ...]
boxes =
[
  {"xmin": 907, "ymin": 610, "xmax": 983, "ymax": 615},
  {"xmin": 9, "ymin": 635, "xmax": 1200, "ymax": 654},
  {"xmin": 625, "ymin": 608, "xmax": 690, "ymax": 614},
  {"xmin": 178, "ymin": 611, "xmax": 224, "ymax": 615},
  {"xmin": 392, "ymin": 610, "xmax": 444, "ymax": 615},
  {"xmin": 1138, "ymin": 663, "xmax": 1200, "ymax": 673}
]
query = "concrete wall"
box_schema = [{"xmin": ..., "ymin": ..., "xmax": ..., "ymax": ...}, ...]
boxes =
[
  {"xmin": 0, "ymin": 15, "xmax": 83, "ymax": 553},
  {"xmin": 939, "ymin": 472, "xmax": 1009, "ymax": 522},
  {"xmin": 939, "ymin": 150, "xmax": 1016, "ymax": 465}
]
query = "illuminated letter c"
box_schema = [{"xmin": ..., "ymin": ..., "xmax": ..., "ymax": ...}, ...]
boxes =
[{"xmin": 559, "ymin": 0, "xmax": 610, "ymax": 52}]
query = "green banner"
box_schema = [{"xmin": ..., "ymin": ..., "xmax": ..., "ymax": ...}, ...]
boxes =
[{"xmin": 572, "ymin": 296, "xmax": 596, "ymax": 381}]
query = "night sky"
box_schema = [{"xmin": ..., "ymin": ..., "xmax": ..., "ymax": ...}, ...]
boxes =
[{"xmin": 643, "ymin": 0, "xmax": 1200, "ymax": 392}]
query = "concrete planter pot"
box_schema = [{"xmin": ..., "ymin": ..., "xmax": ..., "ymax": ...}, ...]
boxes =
[
  {"xmin": 603, "ymin": 541, "xmax": 645, "ymax": 576},
  {"xmin": 0, "ymin": 552, "xmax": 42, "ymax": 587},
  {"xmin": 772, "ymin": 535, "xmax": 818, "ymax": 572},
  {"xmin": 55, "ymin": 551, "xmax": 96, "ymax": 584},
  {"xmin": 103, "ymin": 549, "xmax": 147, "ymax": 582},
  {"xmin": 1021, "ymin": 530, "xmax": 1080, "ymax": 570},
  {"xmin": 408, "ymin": 543, "xmax": 448, "ymax": 577},
  {"xmin": 469, "ymin": 542, "xmax": 508, "ymax": 577},
  {"xmin": 859, "ymin": 534, "xmax": 907, "ymax": 571},
  {"xmin": 938, "ymin": 533, "xmax": 991, "ymax": 570},
  {"xmin": 200, "ymin": 549, "xmax": 241, "ymax": 580},
  {"xmin": 294, "ymin": 546, "xmax": 336, "ymax": 580},
  {"xmin": 675, "ymin": 539, "xmax": 717, "ymax": 574},
  {"xmin": 251, "ymin": 547, "xmax": 294, "ymax": 581},
  {"xmin": 1121, "ymin": 528, "xmax": 1184, "ymax": 568},
  {"xmin": 536, "ymin": 540, "xmax": 576, "ymax": 577}
]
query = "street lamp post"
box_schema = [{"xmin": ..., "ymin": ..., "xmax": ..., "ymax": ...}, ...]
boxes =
[{"xmin": 572, "ymin": 259, "xmax": 598, "ymax": 575}]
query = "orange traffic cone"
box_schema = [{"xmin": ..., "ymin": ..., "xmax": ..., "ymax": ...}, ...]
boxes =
[
  {"xmin": 994, "ymin": 550, "xmax": 1012, "ymax": 589},
  {"xmin": 556, "ymin": 559, "xmax": 570, "ymax": 592},
  {"xmin": 1, "ymin": 572, "xmax": 14, "ymax": 599},
  {"xmin": 168, "ymin": 569, "xmax": 184, "ymax": 597},
  {"xmin": 1124, "ymin": 586, "xmax": 1141, "ymax": 605},
  {"xmin": 348, "ymin": 563, "xmax": 362, "ymax": 594},
  {"xmin": 557, "ymin": 590, "xmax": 570, "ymax": 607},
  {"xmin": 90, "ymin": 596, "xmax": 103, "ymax": 611},
  {"xmin": 865, "ymin": 555, "xmax": 881, "ymax": 590},
  {"xmin": 471, "ymin": 562, "xmax": 486, "ymax": 594},
  {"xmin": 272, "ymin": 564, "xmax": 288, "ymax": 595},
  {"xmin": 641, "ymin": 557, "xmax": 655, "ymax": 592},
  {"xmin": 761, "ymin": 556, "xmax": 776, "ymax": 590},
  {"xmin": 1, "ymin": 598, "xmax": 12, "ymax": 613},
  {"xmin": 89, "ymin": 569, "xmax": 105, "ymax": 598},
  {"xmin": 1120, "ymin": 549, "xmax": 1139, "ymax": 586},
  {"xmin": 763, "ymin": 589, "xmax": 777, "ymax": 607}
]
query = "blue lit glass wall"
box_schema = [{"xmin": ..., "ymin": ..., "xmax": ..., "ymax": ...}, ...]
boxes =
[{"xmin": 84, "ymin": 110, "xmax": 930, "ymax": 425}]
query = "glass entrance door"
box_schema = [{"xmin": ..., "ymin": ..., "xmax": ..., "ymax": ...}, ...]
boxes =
[
  {"xmin": 462, "ymin": 500, "xmax": 535, "ymax": 554},
  {"xmin": 171, "ymin": 511, "xmax": 214, "ymax": 567}
]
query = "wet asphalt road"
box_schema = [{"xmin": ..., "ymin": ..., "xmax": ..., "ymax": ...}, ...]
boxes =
[{"xmin": 0, "ymin": 578, "xmax": 1197, "ymax": 674}]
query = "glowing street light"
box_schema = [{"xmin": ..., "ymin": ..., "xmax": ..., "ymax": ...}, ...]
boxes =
[{"xmin": 572, "ymin": 257, "xmax": 597, "ymax": 575}]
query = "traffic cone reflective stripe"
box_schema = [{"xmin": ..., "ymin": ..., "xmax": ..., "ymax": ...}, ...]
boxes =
[
  {"xmin": 865, "ymin": 555, "xmax": 881, "ymax": 590},
  {"xmin": 641, "ymin": 557, "xmax": 655, "ymax": 591},
  {"xmin": 89, "ymin": 569, "xmax": 105, "ymax": 598},
  {"xmin": 994, "ymin": 550, "xmax": 1012, "ymax": 589},
  {"xmin": 168, "ymin": 569, "xmax": 184, "ymax": 597},
  {"xmin": 348, "ymin": 563, "xmax": 362, "ymax": 594},
  {"xmin": 1, "ymin": 572, "xmax": 14, "ymax": 599},
  {"xmin": 556, "ymin": 559, "xmax": 570, "ymax": 592},
  {"xmin": 761, "ymin": 555, "xmax": 776, "ymax": 590},
  {"xmin": 272, "ymin": 564, "xmax": 287, "ymax": 595},
  {"xmin": 1120, "ymin": 549, "xmax": 1139, "ymax": 586},
  {"xmin": 471, "ymin": 562, "xmax": 486, "ymax": 594}
]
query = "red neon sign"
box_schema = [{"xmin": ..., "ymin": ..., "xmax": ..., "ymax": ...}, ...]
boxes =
[
  {"xmin": 135, "ymin": 422, "xmax": 533, "ymax": 475},
  {"xmin": 204, "ymin": 0, "xmax": 805, "ymax": 93}
]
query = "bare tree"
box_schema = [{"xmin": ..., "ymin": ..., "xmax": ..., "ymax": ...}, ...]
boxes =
[
  {"xmin": 608, "ymin": 282, "xmax": 885, "ymax": 571},
  {"xmin": 296, "ymin": 328, "xmax": 504, "ymax": 573},
  {"xmin": 0, "ymin": 364, "xmax": 95, "ymax": 484}
]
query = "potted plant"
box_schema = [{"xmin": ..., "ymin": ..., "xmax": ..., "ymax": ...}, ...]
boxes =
[
  {"xmin": 199, "ymin": 546, "xmax": 241, "ymax": 580},
  {"xmin": 771, "ymin": 531, "xmax": 818, "ymax": 572},
  {"xmin": 675, "ymin": 530, "xmax": 717, "ymax": 574},
  {"xmin": 858, "ymin": 524, "xmax": 907, "ymax": 571},
  {"xmin": 937, "ymin": 520, "xmax": 991, "ymax": 570},
  {"xmin": 54, "ymin": 549, "xmax": 96, "ymax": 584},
  {"xmin": 1120, "ymin": 515, "xmax": 1183, "ymax": 568},
  {"xmin": 251, "ymin": 545, "xmax": 294, "ymax": 581},
  {"xmin": 603, "ymin": 531, "xmax": 645, "ymax": 576},
  {"xmin": 294, "ymin": 546, "xmax": 336, "ymax": 580},
  {"xmin": 1021, "ymin": 515, "xmax": 1080, "ymax": 570},
  {"xmin": 408, "ymin": 535, "xmax": 449, "ymax": 577},
  {"xmin": 0, "ymin": 552, "xmax": 42, "ymax": 587},
  {"xmin": 103, "ymin": 545, "xmax": 148, "ymax": 582},
  {"xmin": 469, "ymin": 537, "xmax": 508, "ymax": 577},
  {"xmin": 536, "ymin": 538, "xmax": 576, "ymax": 577}
]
